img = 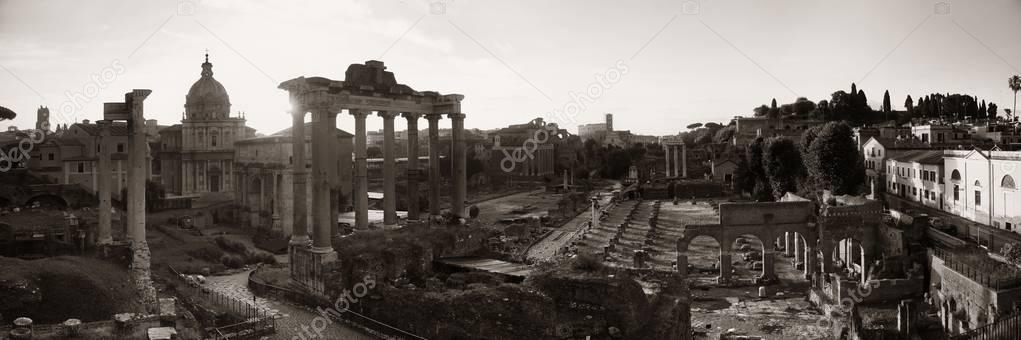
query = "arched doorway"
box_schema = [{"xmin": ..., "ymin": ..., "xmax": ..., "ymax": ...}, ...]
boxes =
[
  {"xmin": 730, "ymin": 234, "xmax": 767, "ymax": 284},
  {"xmin": 682, "ymin": 235, "xmax": 723, "ymax": 283},
  {"xmin": 831, "ymin": 237, "xmax": 867, "ymax": 283}
]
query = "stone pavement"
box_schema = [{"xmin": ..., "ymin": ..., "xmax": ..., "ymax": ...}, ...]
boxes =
[{"xmin": 203, "ymin": 271, "xmax": 376, "ymax": 340}]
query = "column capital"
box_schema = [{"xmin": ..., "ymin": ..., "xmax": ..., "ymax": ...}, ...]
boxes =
[
  {"xmin": 448, "ymin": 112, "xmax": 466, "ymax": 120},
  {"xmin": 425, "ymin": 113, "xmax": 443, "ymax": 121},
  {"xmin": 377, "ymin": 111, "xmax": 399, "ymax": 119},
  {"xmin": 402, "ymin": 112, "xmax": 422, "ymax": 120},
  {"xmin": 350, "ymin": 109, "xmax": 371, "ymax": 118}
]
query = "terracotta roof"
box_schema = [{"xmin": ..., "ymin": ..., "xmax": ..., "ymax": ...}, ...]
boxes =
[{"xmin": 888, "ymin": 150, "xmax": 943, "ymax": 165}]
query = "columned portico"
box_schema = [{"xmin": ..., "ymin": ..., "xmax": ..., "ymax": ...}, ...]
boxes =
[
  {"xmin": 97, "ymin": 120, "xmax": 113, "ymax": 245},
  {"xmin": 404, "ymin": 113, "xmax": 421, "ymax": 221},
  {"xmin": 450, "ymin": 113, "xmax": 467, "ymax": 219},
  {"xmin": 380, "ymin": 111, "xmax": 399, "ymax": 228},
  {"xmin": 352, "ymin": 109, "xmax": 370, "ymax": 230},
  {"xmin": 426, "ymin": 113, "xmax": 442, "ymax": 219}
]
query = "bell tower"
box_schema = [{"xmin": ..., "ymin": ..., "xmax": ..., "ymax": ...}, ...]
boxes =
[{"xmin": 36, "ymin": 106, "xmax": 50, "ymax": 131}]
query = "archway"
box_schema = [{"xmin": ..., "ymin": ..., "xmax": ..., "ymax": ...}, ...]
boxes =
[
  {"xmin": 248, "ymin": 176, "xmax": 264, "ymax": 212},
  {"xmin": 831, "ymin": 237, "xmax": 867, "ymax": 283},
  {"xmin": 25, "ymin": 194, "xmax": 67, "ymax": 209},
  {"xmin": 774, "ymin": 232, "xmax": 812, "ymax": 283},
  {"xmin": 730, "ymin": 234, "xmax": 766, "ymax": 284},
  {"xmin": 682, "ymin": 235, "xmax": 722, "ymax": 281}
]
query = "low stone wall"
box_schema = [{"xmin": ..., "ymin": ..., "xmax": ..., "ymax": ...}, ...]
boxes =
[{"xmin": 1, "ymin": 315, "xmax": 163, "ymax": 340}]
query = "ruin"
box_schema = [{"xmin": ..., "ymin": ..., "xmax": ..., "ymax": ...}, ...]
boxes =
[{"xmin": 278, "ymin": 60, "xmax": 466, "ymax": 295}]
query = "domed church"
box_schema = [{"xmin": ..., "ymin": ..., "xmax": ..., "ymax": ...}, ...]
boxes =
[{"xmin": 158, "ymin": 54, "xmax": 256, "ymax": 198}]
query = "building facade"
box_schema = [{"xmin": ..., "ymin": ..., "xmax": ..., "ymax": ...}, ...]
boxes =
[
  {"xmin": 159, "ymin": 55, "xmax": 255, "ymax": 197},
  {"xmin": 885, "ymin": 150, "xmax": 944, "ymax": 210},
  {"xmin": 943, "ymin": 149, "xmax": 1021, "ymax": 232}
]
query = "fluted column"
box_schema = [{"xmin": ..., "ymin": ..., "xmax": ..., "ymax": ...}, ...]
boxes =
[
  {"xmin": 681, "ymin": 143, "xmax": 688, "ymax": 178},
  {"xmin": 450, "ymin": 113, "xmax": 466, "ymax": 219},
  {"xmin": 289, "ymin": 110, "xmax": 310, "ymax": 245},
  {"xmin": 352, "ymin": 110, "xmax": 370, "ymax": 230},
  {"xmin": 426, "ymin": 114, "xmax": 442, "ymax": 219},
  {"xmin": 97, "ymin": 120, "xmax": 112, "ymax": 245},
  {"xmin": 403, "ymin": 113, "xmax": 421, "ymax": 221},
  {"xmin": 379, "ymin": 111, "xmax": 398, "ymax": 228}
]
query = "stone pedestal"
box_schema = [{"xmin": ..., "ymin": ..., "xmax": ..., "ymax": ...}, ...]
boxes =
[{"xmin": 759, "ymin": 250, "xmax": 777, "ymax": 283}]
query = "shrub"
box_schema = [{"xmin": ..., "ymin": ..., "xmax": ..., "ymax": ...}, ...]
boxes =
[
  {"xmin": 187, "ymin": 245, "xmax": 225, "ymax": 263},
  {"xmin": 220, "ymin": 254, "xmax": 245, "ymax": 269},
  {"xmin": 572, "ymin": 253, "xmax": 606, "ymax": 272},
  {"xmin": 244, "ymin": 251, "xmax": 278, "ymax": 265},
  {"xmin": 215, "ymin": 236, "xmax": 249, "ymax": 253}
]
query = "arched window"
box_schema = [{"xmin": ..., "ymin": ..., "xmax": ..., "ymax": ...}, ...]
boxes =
[
  {"xmin": 974, "ymin": 180, "xmax": 982, "ymax": 188},
  {"xmin": 951, "ymin": 170, "xmax": 961, "ymax": 181},
  {"xmin": 1003, "ymin": 175, "xmax": 1017, "ymax": 189}
]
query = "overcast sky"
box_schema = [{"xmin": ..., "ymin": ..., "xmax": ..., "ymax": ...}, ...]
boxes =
[{"xmin": 2, "ymin": 0, "xmax": 1020, "ymax": 136}]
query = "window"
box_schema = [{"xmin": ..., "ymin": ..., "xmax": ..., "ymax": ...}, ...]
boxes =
[
  {"xmin": 912, "ymin": 187, "xmax": 917, "ymax": 196},
  {"xmin": 975, "ymin": 190, "xmax": 981, "ymax": 206},
  {"xmin": 1003, "ymin": 175, "xmax": 1016, "ymax": 189},
  {"xmin": 951, "ymin": 169, "xmax": 961, "ymax": 181},
  {"xmin": 211, "ymin": 135, "xmax": 218, "ymax": 147},
  {"xmin": 48, "ymin": 153, "xmax": 54, "ymax": 161},
  {"xmin": 289, "ymin": 156, "xmax": 293, "ymax": 165},
  {"xmin": 954, "ymin": 185, "xmax": 960, "ymax": 201},
  {"xmin": 117, "ymin": 144, "xmax": 124, "ymax": 153},
  {"xmin": 77, "ymin": 162, "xmax": 84, "ymax": 173}
]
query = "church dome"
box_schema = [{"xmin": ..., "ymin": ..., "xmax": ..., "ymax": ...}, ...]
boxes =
[{"xmin": 185, "ymin": 54, "xmax": 230, "ymax": 120}]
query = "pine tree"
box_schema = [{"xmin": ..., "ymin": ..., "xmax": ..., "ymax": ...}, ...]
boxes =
[{"xmin": 883, "ymin": 90, "xmax": 892, "ymax": 112}]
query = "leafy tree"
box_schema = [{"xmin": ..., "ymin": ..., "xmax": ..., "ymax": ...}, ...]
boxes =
[
  {"xmin": 904, "ymin": 95, "xmax": 913, "ymax": 112},
  {"xmin": 713, "ymin": 125, "xmax": 737, "ymax": 144},
  {"xmin": 989, "ymin": 103, "xmax": 999, "ymax": 121},
  {"xmin": 771, "ymin": 98, "xmax": 778, "ymax": 111},
  {"xmin": 979, "ymin": 100, "xmax": 987, "ymax": 120},
  {"xmin": 753, "ymin": 105, "xmax": 770, "ymax": 117},
  {"xmin": 367, "ymin": 146, "xmax": 383, "ymax": 158},
  {"xmin": 793, "ymin": 97, "xmax": 816, "ymax": 116},
  {"xmin": 0, "ymin": 106, "xmax": 15, "ymax": 122},
  {"xmin": 762, "ymin": 137, "xmax": 802, "ymax": 200},
  {"xmin": 686, "ymin": 123, "xmax": 703, "ymax": 129},
  {"xmin": 746, "ymin": 137, "xmax": 770, "ymax": 201},
  {"xmin": 704, "ymin": 122, "xmax": 723, "ymax": 129},
  {"xmin": 804, "ymin": 122, "xmax": 865, "ymax": 197},
  {"xmin": 1001, "ymin": 242, "xmax": 1021, "ymax": 267},
  {"xmin": 603, "ymin": 148, "xmax": 631, "ymax": 179}
]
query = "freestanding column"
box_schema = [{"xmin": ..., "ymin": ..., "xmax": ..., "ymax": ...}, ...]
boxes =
[
  {"xmin": 664, "ymin": 145, "xmax": 672, "ymax": 177},
  {"xmin": 449, "ymin": 113, "xmax": 467, "ymax": 219},
  {"xmin": 719, "ymin": 252, "xmax": 732, "ymax": 283},
  {"xmin": 426, "ymin": 114, "xmax": 442, "ymax": 219},
  {"xmin": 290, "ymin": 110, "xmax": 310, "ymax": 245},
  {"xmin": 379, "ymin": 111, "xmax": 398, "ymax": 228},
  {"xmin": 96, "ymin": 120, "xmax": 113, "ymax": 245},
  {"xmin": 128, "ymin": 95, "xmax": 148, "ymax": 245},
  {"xmin": 761, "ymin": 250, "xmax": 776, "ymax": 281},
  {"xmin": 784, "ymin": 232, "xmax": 792, "ymax": 257},
  {"xmin": 681, "ymin": 143, "xmax": 688, "ymax": 178},
  {"xmin": 403, "ymin": 113, "xmax": 421, "ymax": 221},
  {"xmin": 311, "ymin": 109, "xmax": 334, "ymax": 250},
  {"xmin": 673, "ymin": 144, "xmax": 681, "ymax": 177},
  {"xmin": 351, "ymin": 110, "xmax": 370, "ymax": 230}
]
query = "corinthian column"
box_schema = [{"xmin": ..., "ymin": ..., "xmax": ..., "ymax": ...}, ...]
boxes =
[
  {"xmin": 379, "ymin": 111, "xmax": 398, "ymax": 228},
  {"xmin": 403, "ymin": 113, "xmax": 421, "ymax": 221},
  {"xmin": 97, "ymin": 120, "xmax": 112, "ymax": 245},
  {"xmin": 426, "ymin": 114, "xmax": 442, "ymax": 219},
  {"xmin": 290, "ymin": 109, "xmax": 310, "ymax": 246},
  {"xmin": 311, "ymin": 108, "xmax": 335, "ymax": 250},
  {"xmin": 449, "ymin": 113, "xmax": 467, "ymax": 219},
  {"xmin": 351, "ymin": 109, "xmax": 370, "ymax": 230}
]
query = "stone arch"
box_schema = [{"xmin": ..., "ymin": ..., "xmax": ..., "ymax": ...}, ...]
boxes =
[
  {"xmin": 730, "ymin": 233, "xmax": 768, "ymax": 283},
  {"xmin": 830, "ymin": 237, "xmax": 868, "ymax": 283},
  {"xmin": 679, "ymin": 234, "xmax": 722, "ymax": 276},
  {"xmin": 677, "ymin": 228, "xmax": 724, "ymax": 280},
  {"xmin": 25, "ymin": 194, "xmax": 67, "ymax": 208},
  {"xmin": 248, "ymin": 176, "xmax": 264, "ymax": 212}
]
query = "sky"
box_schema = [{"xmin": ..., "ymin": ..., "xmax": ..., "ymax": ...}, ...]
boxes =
[{"xmin": 2, "ymin": 0, "xmax": 1020, "ymax": 137}]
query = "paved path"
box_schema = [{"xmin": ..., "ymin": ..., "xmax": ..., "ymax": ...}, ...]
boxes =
[
  {"xmin": 525, "ymin": 186, "xmax": 617, "ymax": 261},
  {"xmin": 203, "ymin": 271, "xmax": 376, "ymax": 340}
]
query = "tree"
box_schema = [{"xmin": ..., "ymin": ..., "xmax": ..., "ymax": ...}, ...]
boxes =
[
  {"xmin": 745, "ymin": 137, "xmax": 771, "ymax": 201},
  {"xmin": 1009, "ymin": 75, "xmax": 1021, "ymax": 121},
  {"xmin": 753, "ymin": 105, "xmax": 769, "ymax": 117},
  {"xmin": 366, "ymin": 146, "xmax": 383, "ymax": 158},
  {"xmin": 704, "ymin": 122, "xmax": 723, "ymax": 129},
  {"xmin": 771, "ymin": 98, "xmax": 778, "ymax": 111},
  {"xmin": 904, "ymin": 95, "xmax": 913, "ymax": 112},
  {"xmin": 793, "ymin": 97, "xmax": 816, "ymax": 116},
  {"xmin": 1001, "ymin": 242, "xmax": 1021, "ymax": 267},
  {"xmin": 0, "ymin": 106, "xmax": 15, "ymax": 122},
  {"xmin": 713, "ymin": 125, "xmax": 737, "ymax": 144},
  {"xmin": 979, "ymin": 100, "xmax": 987, "ymax": 120},
  {"xmin": 882, "ymin": 90, "xmax": 891, "ymax": 112},
  {"xmin": 804, "ymin": 122, "xmax": 865, "ymax": 197},
  {"xmin": 989, "ymin": 103, "xmax": 999, "ymax": 121},
  {"xmin": 604, "ymin": 148, "xmax": 631, "ymax": 179},
  {"xmin": 762, "ymin": 137, "xmax": 802, "ymax": 200},
  {"xmin": 686, "ymin": 123, "xmax": 703, "ymax": 129}
]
